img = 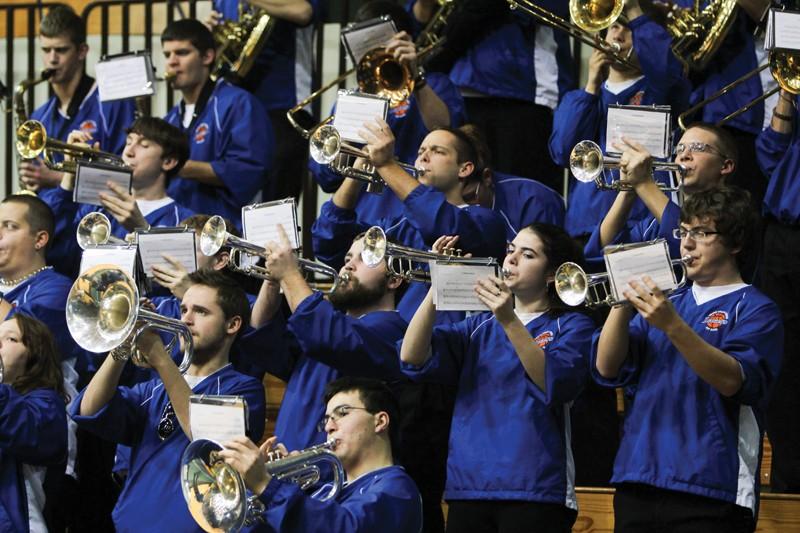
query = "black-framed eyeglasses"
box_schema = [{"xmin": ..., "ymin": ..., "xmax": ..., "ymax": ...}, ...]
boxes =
[
  {"xmin": 317, "ymin": 405, "xmax": 371, "ymax": 433},
  {"xmin": 672, "ymin": 227, "xmax": 721, "ymax": 241},
  {"xmin": 673, "ymin": 142, "xmax": 726, "ymax": 159},
  {"xmin": 157, "ymin": 401, "xmax": 176, "ymax": 441}
]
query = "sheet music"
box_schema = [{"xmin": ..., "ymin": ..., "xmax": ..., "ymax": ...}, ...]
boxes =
[
  {"xmin": 79, "ymin": 246, "xmax": 138, "ymax": 278},
  {"xmin": 189, "ymin": 395, "xmax": 248, "ymax": 443},
  {"xmin": 606, "ymin": 105, "xmax": 671, "ymax": 158},
  {"xmin": 96, "ymin": 54, "xmax": 154, "ymax": 101},
  {"xmin": 242, "ymin": 199, "xmax": 299, "ymax": 249},
  {"xmin": 333, "ymin": 91, "xmax": 389, "ymax": 143},
  {"xmin": 136, "ymin": 230, "xmax": 197, "ymax": 278},
  {"xmin": 604, "ymin": 241, "xmax": 677, "ymax": 302},
  {"xmin": 772, "ymin": 10, "xmax": 800, "ymax": 51},
  {"xmin": 74, "ymin": 162, "xmax": 132, "ymax": 207},
  {"xmin": 341, "ymin": 16, "xmax": 397, "ymax": 64},
  {"xmin": 431, "ymin": 262, "xmax": 499, "ymax": 311}
]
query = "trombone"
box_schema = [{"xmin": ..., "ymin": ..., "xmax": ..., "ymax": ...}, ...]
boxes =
[
  {"xmin": 569, "ymin": 140, "xmax": 685, "ymax": 192},
  {"xmin": 76, "ymin": 212, "xmax": 128, "ymax": 250},
  {"xmin": 200, "ymin": 215, "xmax": 341, "ymax": 293},
  {"xmin": 677, "ymin": 48, "xmax": 800, "ymax": 130},
  {"xmin": 361, "ymin": 226, "xmax": 499, "ymax": 282},
  {"xmin": 16, "ymin": 119, "xmax": 128, "ymax": 173},
  {"xmin": 65, "ymin": 265, "xmax": 194, "ymax": 372},
  {"xmin": 181, "ymin": 439, "xmax": 345, "ymax": 532}
]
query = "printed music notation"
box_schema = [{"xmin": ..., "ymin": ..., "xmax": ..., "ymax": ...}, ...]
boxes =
[
  {"xmin": 136, "ymin": 229, "xmax": 197, "ymax": 279},
  {"xmin": 431, "ymin": 262, "xmax": 499, "ymax": 311}
]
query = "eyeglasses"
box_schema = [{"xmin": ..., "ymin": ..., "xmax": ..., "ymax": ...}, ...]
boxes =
[
  {"xmin": 672, "ymin": 227, "xmax": 721, "ymax": 241},
  {"xmin": 317, "ymin": 405, "xmax": 371, "ymax": 433},
  {"xmin": 157, "ymin": 401, "xmax": 176, "ymax": 441},
  {"xmin": 673, "ymin": 142, "xmax": 726, "ymax": 158}
]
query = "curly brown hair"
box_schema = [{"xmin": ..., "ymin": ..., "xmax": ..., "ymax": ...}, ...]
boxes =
[{"xmin": 9, "ymin": 314, "xmax": 67, "ymax": 401}]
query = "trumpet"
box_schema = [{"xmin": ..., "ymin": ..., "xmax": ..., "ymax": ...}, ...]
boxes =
[
  {"xmin": 569, "ymin": 140, "xmax": 685, "ymax": 192},
  {"xmin": 361, "ymin": 226, "xmax": 499, "ymax": 282},
  {"xmin": 76, "ymin": 212, "xmax": 128, "ymax": 249},
  {"xmin": 554, "ymin": 252, "xmax": 691, "ymax": 308},
  {"xmin": 181, "ymin": 439, "xmax": 345, "ymax": 532},
  {"xmin": 65, "ymin": 265, "xmax": 193, "ymax": 372},
  {"xmin": 16, "ymin": 119, "xmax": 128, "ymax": 173},
  {"xmin": 200, "ymin": 216, "xmax": 341, "ymax": 293}
]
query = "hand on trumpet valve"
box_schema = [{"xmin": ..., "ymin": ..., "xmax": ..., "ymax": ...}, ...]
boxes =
[
  {"xmin": 474, "ymin": 275, "xmax": 514, "ymax": 324},
  {"xmin": 622, "ymin": 276, "xmax": 679, "ymax": 331},
  {"xmin": 217, "ymin": 436, "xmax": 273, "ymax": 494},
  {"xmin": 358, "ymin": 118, "xmax": 395, "ymax": 167},
  {"xmin": 431, "ymin": 235, "xmax": 465, "ymax": 256},
  {"xmin": 264, "ymin": 224, "xmax": 300, "ymax": 282},
  {"xmin": 203, "ymin": 9, "xmax": 222, "ymax": 30},
  {"xmin": 611, "ymin": 136, "xmax": 652, "ymax": 186},
  {"xmin": 385, "ymin": 31, "xmax": 418, "ymax": 73}
]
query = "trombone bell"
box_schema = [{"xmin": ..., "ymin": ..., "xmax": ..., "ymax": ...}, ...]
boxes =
[{"xmin": 569, "ymin": 0, "xmax": 623, "ymax": 32}]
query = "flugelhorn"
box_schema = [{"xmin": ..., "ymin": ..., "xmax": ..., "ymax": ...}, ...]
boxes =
[
  {"xmin": 362, "ymin": 226, "xmax": 498, "ymax": 282},
  {"xmin": 569, "ymin": 140, "xmax": 684, "ymax": 192},
  {"xmin": 16, "ymin": 119, "xmax": 127, "ymax": 173},
  {"xmin": 200, "ymin": 216, "xmax": 341, "ymax": 293},
  {"xmin": 65, "ymin": 265, "xmax": 193, "ymax": 372},
  {"xmin": 181, "ymin": 439, "xmax": 345, "ymax": 532},
  {"xmin": 76, "ymin": 212, "xmax": 128, "ymax": 249}
]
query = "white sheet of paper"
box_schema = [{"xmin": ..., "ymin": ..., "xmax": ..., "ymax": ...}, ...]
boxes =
[
  {"xmin": 74, "ymin": 163, "xmax": 132, "ymax": 207},
  {"xmin": 432, "ymin": 262, "xmax": 498, "ymax": 311},
  {"xmin": 341, "ymin": 17, "xmax": 397, "ymax": 64},
  {"xmin": 604, "ymin": 241, "xmax": 677, "ymax": 302},
  {"xmin": 773, "ymin": 10, "xmax": 800, "ymax": 51},
  {"xmin": 96, "ymin": 54, "xmax": 154, "ymax": 101},
  {"xmin": 605, "ymin": 106, "xmax": 671, "ymax": 158},
  {"xmin": 189, "ymin": 396, "xmax": 247, "ymax": 443},
  {"xmin": 333, "ymin": 91, "xmax": 389, "ymax": 143},
  {"xmin": 136, "ymin": 230, "xmax": 197, "ymax": 278},
  {"xmin": 79, "ymin": 246, "xmax": 138, "ymax": 278},
  {"xmin": 242, "ymin": 199, "xmax": 299, "ymax": 249}
]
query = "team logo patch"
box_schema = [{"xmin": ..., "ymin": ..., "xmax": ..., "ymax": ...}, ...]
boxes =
[
  {"xmin": 628, "ymin": 90, "xmax": 645, "ymax": 106},
  {"xmin": 534, "ymin": 331, "xmax": 554, "ymax": 348},
  {"xmin": 390, "ymin": 100, "xmax": 410, "ymax": 118},
  {"xmin": 703, "ymin": 310, "xmax": 729, "ymax": 331},
  {"xmin": 194, "ymin": 122, "xmax": 209, "ymax": 144},
  {"xmin": 79, "ymin": 120, "xmax": 98, "ymax": 136}
]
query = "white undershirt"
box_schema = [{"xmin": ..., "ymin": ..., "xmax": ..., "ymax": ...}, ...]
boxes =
[
  {"xmin": 182, "ymin": 104, "xmax": 195, "ymax": 129},
  {"xmin": 515, "ymin": 310, "xmax": 546, "ymax": 325},
  {"xmin": 136, "ymin": 197, "xmax": 174, "ymax": 217},
  {"xmin": 184, "ymin": 374, "xmax": 207, "ymax": 389},
  {"xmin": 604, "ymin": 76, "xmax": 644, "ymax": 95},
  {"xmin": 691, "ymin": 282, "xmax": 749, "ymax": 305}
]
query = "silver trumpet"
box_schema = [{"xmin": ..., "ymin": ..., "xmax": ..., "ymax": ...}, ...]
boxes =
[
  {"xmin": 200, "ymin": 215, "xmax": 341, "ymax": 294},
  {"xmin": 361, "ymin": 226, "xmax": 498, "ymax": 282},
  {"xmin": 181, "ymin": 439, "xmax": 345, "ymax": 532},
  {"xmin": 76, "ymin": 212, "xmax": 128, "ymax": 249},
  {"xmin": 65, "ymin": 265, "xmax": 193, "ymax": 372}
]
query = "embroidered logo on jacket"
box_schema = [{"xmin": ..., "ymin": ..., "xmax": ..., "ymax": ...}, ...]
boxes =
[
  {"xmin": 79, "ymin": 119, "xmax": 98, "ymax": 136},
  {"xmin": 194, "ymin": 122, "xmax": 209, "ymax": 144},
  {"xmin": 628, "ymin": 90, "xmax": 645, "ymax": 106},
  {"xmin": 703, "ymin": 310, "xmax": 729, "ymax": 331},
  {"xmin": 534, "ymin": 331, "xmax": 554, "ymax": 348},
  {"xmin": 390, "ymin": 100, "xmax": 409, "ymax": 118}
]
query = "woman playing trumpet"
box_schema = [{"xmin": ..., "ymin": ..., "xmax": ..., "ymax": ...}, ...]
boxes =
[{"xmin": 400, "ymin": 224, "xmax": 595, "ymax": 533}]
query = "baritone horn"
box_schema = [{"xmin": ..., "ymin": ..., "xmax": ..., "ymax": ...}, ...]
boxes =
[
  {"xmin": 569, "ymin": 140, "xmax": 685, "ymax": 192},
  {"xmin": 65, "ymin": 265, "xmax": 193, "ymax": 372},
  {"xmin": 181, "ymin": 439, "xmax": 345, "ymax": 532},
  {"xmin": 76, "ymin": 212, "xmax": 128, "ymax": 249},
  {"xmin": 16, "ymin": 119, "xmax": 127, "ymax": 173},
  {"xmin": 361, "ymin": 226, "xmax": 499, "ymax": 282},
  {"xmin": 199, "ymin": 215, "xmax": 341, "ymax": 293}
]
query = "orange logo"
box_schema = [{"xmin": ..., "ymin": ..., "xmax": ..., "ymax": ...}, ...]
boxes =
[
  {"xmin": 628, "ymin": 90, "xmax": 645, "ymax": 106},
  {"xmin": 390, "ymin": 100, "xmax": 409, "ymax": 119},
  {"xmin": 703, "ymin": 310, "xmax": 728, "ymax": 331},
  {"xmin": 194, "ymin": 122, "xmax": 209, "ymax": 144},
  {"xmin": 79, "ymin": 120, "xmax": 98, "ymax": 136},
  {"xmin": 534, "ymin": 331, "xmax": 554, "ymax": 348}
]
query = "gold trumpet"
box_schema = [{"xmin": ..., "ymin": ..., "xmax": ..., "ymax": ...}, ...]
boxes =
[
  {"xmin": 569, "ymin": 140, "xmax": 684, "ymax": 192},
  {"xmin": 199, "ymin": 215, "xmax": 341, "ymax": 293},
  {"xmin": 16, "ymin": 119, "xmax": 127, "ymax": 173}
]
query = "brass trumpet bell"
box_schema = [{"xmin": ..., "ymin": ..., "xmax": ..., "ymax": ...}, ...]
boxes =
[
  {"xmin": 357, "ymin": 48, "xmax": 414, "ymax": 108},
  {"xmin": 569, "ymin": 0, "xmax": 623, "ymax": 32}
]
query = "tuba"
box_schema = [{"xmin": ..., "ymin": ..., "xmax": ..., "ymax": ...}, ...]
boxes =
[
  {"xmin": 65, "ymin": 265, "xmax": 193, "ymax": 372},
  {"xmin": 181, "ymin": 439, "xmax": 345, "ymax": 532},
  {"xmin": 212, "ymin": 5, "xmax": 276, "ymax": 81}
]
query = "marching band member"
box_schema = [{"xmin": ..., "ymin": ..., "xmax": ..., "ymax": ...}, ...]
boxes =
[
  {"xmin": 19, "ymin": 6, "xmax": 135, "ymax": 192},
  {"xmin": 585, "ymin": 123, "xmax": 738, "ymax": 265},
  {"xmin": 219, "ymin": 376, "xmax": 423, "ymax": 533},
  {"xmin": 311, "ymin": 1, "xmax": 466, "ymax": 225},
  {"xmin": 549, "ymin": 0, "xmax": 689, "ymax": 242},
  {"xmin": 41, "ymin": 117, "xmax": 194, "ymax": 279},
  {"xmin": 400, "ymin": 224, "xmax": 594, "ymax": 533},
  {"xmin": 0, "ymin": 315, "xmax": 68, "ymax": 533},
  {"xmin": 755, "ymin": 89, "xmax": 800, "ymax": 492},
  {"xmin": 71, "ymin": 270, "xmax": 266, "ymax": 532},
  {"xmin": 593, "ymin": 186, "xmax": 781, "ymax": 532},
  {"xmin": 161, "ymin": 19, "xmax": 273, "ymax": 229}
]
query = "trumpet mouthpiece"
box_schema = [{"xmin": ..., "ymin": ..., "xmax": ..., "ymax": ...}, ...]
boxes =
[{"xmin": 681, "ymin": 255, "xmax": 694, "ymax": 265}]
